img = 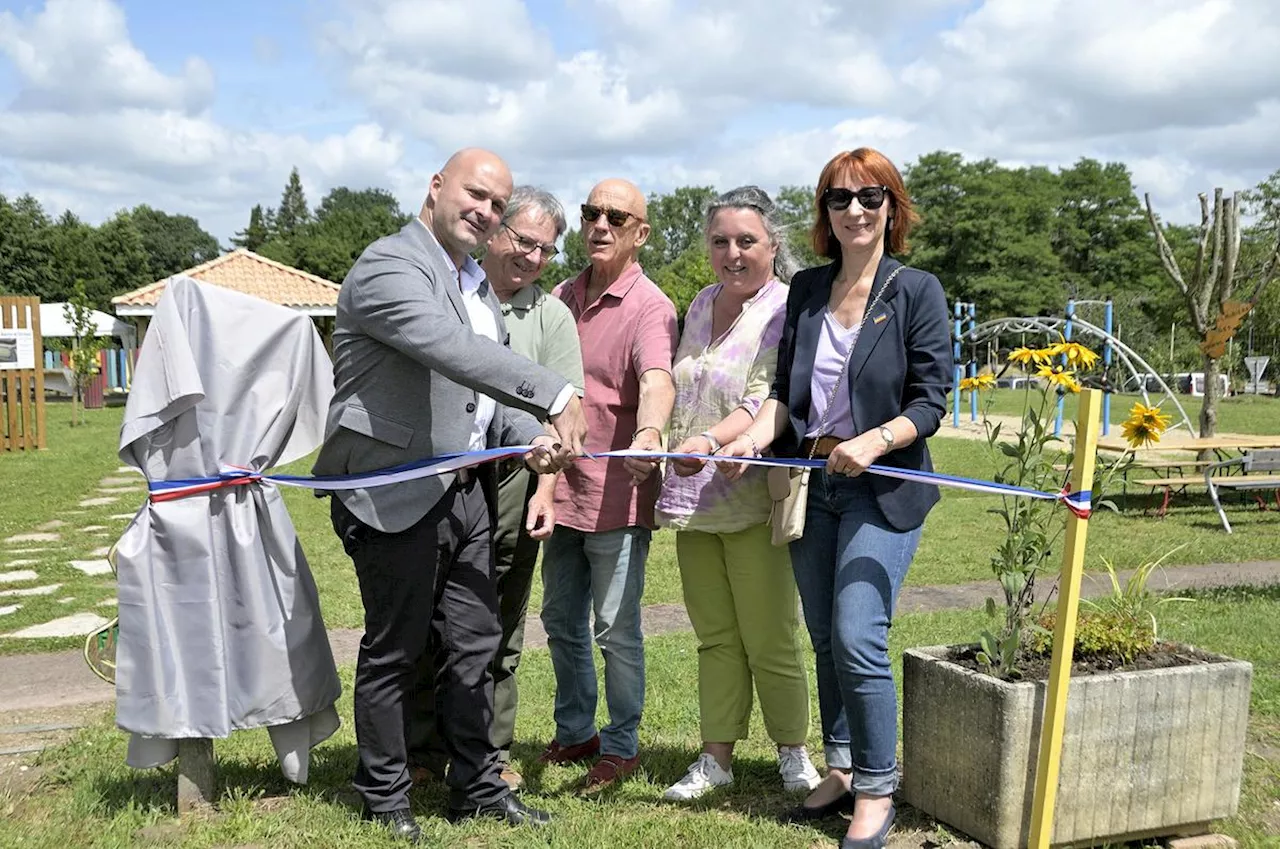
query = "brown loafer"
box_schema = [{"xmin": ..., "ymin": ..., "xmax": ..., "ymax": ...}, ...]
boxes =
[
  {"xmin": 500, "ymin": 766, "xmax": 524, "ymax": 790},
  {"xmin": 537, "ymin": 734, "xmax": 600, "ymax": 765},
  {"xmin": 579, "ymin": 753, "xmax": 639, "ymax": 795},
  {"xmin": 409, "ymin": 763, "xmax": 445, "ymax": 787}
]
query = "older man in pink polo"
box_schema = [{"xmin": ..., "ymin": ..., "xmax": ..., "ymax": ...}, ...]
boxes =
[{"xmin": 537, "ymin": 178, "xmax": 678, "ymax": 794}]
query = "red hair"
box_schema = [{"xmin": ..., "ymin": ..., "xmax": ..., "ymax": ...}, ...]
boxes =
[{"xmin": 811, "ymin": 147, "xmax": 919, "ymax": 259}]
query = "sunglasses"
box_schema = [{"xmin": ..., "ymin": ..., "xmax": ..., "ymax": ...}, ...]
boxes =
[
  {"xmin": 822, "ymin": 185, "xmax": 891, "ymax": 211},
  {"xmin": 581, "ymin": 204, "xmax": 642, "ymax": 227},
  {"xmin": 503, "ymin": 223, "xmax": 560, "ymax": 259}
]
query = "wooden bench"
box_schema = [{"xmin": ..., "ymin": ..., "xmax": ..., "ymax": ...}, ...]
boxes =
[{"xmin": 1133, "ymin": 449, "xmax": 1280, "ymax": 528}]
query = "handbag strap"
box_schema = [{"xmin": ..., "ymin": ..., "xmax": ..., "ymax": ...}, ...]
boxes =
[{"xmin": 806, "ymin": 265, "xmax": 904, "ymax": 460}]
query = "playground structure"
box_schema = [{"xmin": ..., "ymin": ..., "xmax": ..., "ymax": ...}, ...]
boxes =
[{"xmin": 950, "ymin": 298, "xmax": 1196, "ymax": 438}]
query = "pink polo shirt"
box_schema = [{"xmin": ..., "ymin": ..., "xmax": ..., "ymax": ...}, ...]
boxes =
[{"xmin": 552, "ymin": 262, "xmax": 678, "ymax": 532}]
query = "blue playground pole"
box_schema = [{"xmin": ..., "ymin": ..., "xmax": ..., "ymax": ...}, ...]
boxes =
[
  {"xmin": 953, "ymin": 301, "xmax": 962, "ymax": 428},
  {"xmin": 1103, "ymin": 297, "xmax": 1114, "ymax": 435},
  {"xmin": 967, "ymin": 303, "xmax": 978, "ymax": 422},
  {"xmin": 1054, "ymin": 298, "xmax": 1075, "ymax": 437}
]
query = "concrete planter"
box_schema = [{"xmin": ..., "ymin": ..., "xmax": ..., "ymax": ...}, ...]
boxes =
[{"xmin": 901, "ymin": 645, "xmax": 1252, "ymax": 849}]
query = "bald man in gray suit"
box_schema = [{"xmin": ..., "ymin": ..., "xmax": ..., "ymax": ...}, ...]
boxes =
[{"xmin": 314, "ymin": 148, "xmax": 587, "ymax": 841}]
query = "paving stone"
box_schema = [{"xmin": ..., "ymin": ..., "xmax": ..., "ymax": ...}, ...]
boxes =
[
  {"xmin": 89, "ymin": 547, "xmax": 112, "ymax": 557},
  {"xmin": 109, "ymin": 513, "xmax": 138, "ymax": 521},
  {"xmin": 57, "ymin": 597, "xmax": 76, "ymax": 604},
  {"xmin": 0, "ymin": 604, "xmax": 20, "ymax": 616},
  {"xmin": 99, "ymin": 477, "xmax": 139, "ymax": 486},
  {"xmin": 4, "ymin": 560, "xmax": 38, "ymax": 568},
  {"xmin": 77, "ymin": 497, "xmax": 117, "ymax": 508},
  {"xmin": 79, "ymin": 526, "xmax": 108, "ymax": 533},
  {"xmin": 4, "ymin": 612, "xmax": 111, "ymax": 639},
  {"xmin": 97, "ymin": 598, "xmax": 117, "ymax": 607},
  {"xmin": 97, "ymin": 487, "xmax": 139, "ymax": 495},
  {"xmin": 3, "ymin": 548, "xmax": 48, "ymax": 555},
  {"xmin": 115, "ymin": 466, "xmax": 135, "ymax": 473},
  {"xmin": 0, "ymin": 571, "xmax": 39, "ymax": 584},
  {"xmin": 0, "ymin": 584, "xmax": 61, "ymax": 599},
  {"xmin": 4, "ymin": 533, "xmax": 60, "ymax": 544},
  {"xmin": 68, "ymin": 560, "xmax": 113, "ymax": 576},
  {"xmin": 36, "ymin": 520, "xmax": 68, "ymax": 531}
]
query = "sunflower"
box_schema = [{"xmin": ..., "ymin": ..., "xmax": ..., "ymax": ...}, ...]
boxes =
[
  {"xmin": 1047, "ymin": 341, "xmax": 1100, "ymax": 369},
  {"xmin": 1121, "ymin": 402, "xmax": 1171, "ymax": 448},
  {"xmin": 1035, "ymin": 363, "xmax": 1082, "ymax": 393},
  {"xmin": 1008, "ymin": 346, "xmax": 1052, "ymax": 366}
]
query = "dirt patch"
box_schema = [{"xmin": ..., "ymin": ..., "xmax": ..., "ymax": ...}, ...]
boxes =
[{"xmin": 946, "ymin": 641, "xmax": 1226, "ymax": 681}]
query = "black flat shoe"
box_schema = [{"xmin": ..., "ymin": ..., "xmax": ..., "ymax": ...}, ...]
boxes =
[
  {"xmin": 783, "ymin": 790, "xmax": 855, "ymax": 822},
  {"xmin": 840, "ymin": 804, "xmax": 896, "ymax": 849},
  {"xmin": 362, "ymin": 807, "xmax": 426, "ymax": 843},
  {"xmin": 447, "ymin": 792, "xmax": 552, "ymax": 827}
]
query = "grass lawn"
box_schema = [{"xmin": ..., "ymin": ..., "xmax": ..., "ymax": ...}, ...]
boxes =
[
  {"xmin": 3, "ymin": 398, "xmax": 1280, "ymax": 650},
  {"xmin": 1, "ymin": 585, "xmax": 1277, "ymax": 847}
]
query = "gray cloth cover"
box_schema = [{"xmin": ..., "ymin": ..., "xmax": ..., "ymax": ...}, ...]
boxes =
[{"xmin": 114, "ymin": 276, "xmax": 341, "ymax": 783}]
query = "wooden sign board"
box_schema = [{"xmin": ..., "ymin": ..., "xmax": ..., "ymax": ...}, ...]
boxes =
[{"xmin": 0, "ymin": 296, "xmax": 47, "ymax": 451}]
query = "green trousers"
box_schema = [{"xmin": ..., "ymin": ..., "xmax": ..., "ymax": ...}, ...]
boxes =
[{"xmin": 676, "ymin": 524, "xmax": 810, "ymax": 744}]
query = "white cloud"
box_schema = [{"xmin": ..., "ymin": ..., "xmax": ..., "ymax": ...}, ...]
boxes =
[{"xmin": 0, "ymin": 0, "xmax": 213, "ymax": 114}]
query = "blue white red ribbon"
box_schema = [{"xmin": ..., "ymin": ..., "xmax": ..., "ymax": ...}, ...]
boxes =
[{"xmin": 146, "ymin": 446, "xmax": 1091, "ymax": 518}]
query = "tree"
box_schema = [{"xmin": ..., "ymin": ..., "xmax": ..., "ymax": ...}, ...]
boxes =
[
  {"xmin": 536, "ymin": 229, "xmax": 589, "ymax": 290},
  {"xmin": 774, "ymin": 184, "xmax": 821, "ymax": 270},
  {"xmin": 274, "ymin": 167, "xmax": 311, "ymax": 238},
  {"xmin": 231, "ymin": 204, "xmax": 270, "ymax": 252},
  {"xmin": 129, "ymin": 205, "xmax": 220, "ymax": 278},
  {"xmin": 0, "ymin": 193, "xmax": 56, "ymax": 299},
  {"xmin": 1145, "ymin": 189, "xmax": 1280, "ymax": 438},
  {"xmin": 291, "ymin": 187, "xmax": 411, "ymax": 282},
  {"xmin": 48, "ymin": 211, "xmax": 106, "ymax": 306},
  {"xmin": 641, "ymin": 186, "xmax": 717, "ymax": 270},
  {"xmin": 650, "ymin": 245, "xmax": 717, "ymax": 317},
  {"xmin": 92, "ymin": 212, "xmax": 151, "ymax": 308},
  {"xmin": 63, "ymin": 279, "xmax": 108, "ymax": 426}
]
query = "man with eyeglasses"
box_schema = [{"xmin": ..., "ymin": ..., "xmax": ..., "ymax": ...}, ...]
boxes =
[
  {"xmin": 537, "ymin": 178, "xmax": 678, "ymax": 795},
  {"xmin": 409, "ymin": 186, "xmax": 585, "ymax": 793}
]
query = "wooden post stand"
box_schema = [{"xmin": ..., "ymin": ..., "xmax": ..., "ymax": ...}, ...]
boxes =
[
  {"xmin": 0, "ymin": 296, "xmax": 46, "ymax": 452},
  {"xmin": 176, "ymin": 738, "xmax": 217, "ymax": 813},
  {"xmin": 1027, "ymin": 388, "xmax": 1103, "ymax": 848}
]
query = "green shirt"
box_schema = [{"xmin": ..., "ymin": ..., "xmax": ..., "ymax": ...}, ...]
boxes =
[{"xmin": 500, "ymin": 283, "xmax": 585, "ymax": 395}]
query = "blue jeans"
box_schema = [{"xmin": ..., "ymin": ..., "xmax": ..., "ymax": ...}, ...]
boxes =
[
  {"xmin": 790, "ymin": 472, "xmax": 922, "ymax": 796},
  {"xmin": 540, "ymin": 525, "xmax": 649, "ymax": 759}
]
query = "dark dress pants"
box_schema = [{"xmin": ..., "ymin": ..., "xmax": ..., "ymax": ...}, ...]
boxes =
[
  {"xmin": 410, "ymin": 461, "xmax": 541, "ymax": 766},
  {"xmin": 332, "ymin": 475, "xmax": 509, "ymax": 813}
]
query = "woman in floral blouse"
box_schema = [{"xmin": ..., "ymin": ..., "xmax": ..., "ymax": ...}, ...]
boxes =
[{"xmin": 652, "ymin": 186, "xmax": 819, "ymax": 800}]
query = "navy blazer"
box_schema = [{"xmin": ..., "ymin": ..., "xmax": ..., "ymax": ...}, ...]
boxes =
[{"xmin": 770, "ymin": 255, "xmax": 952, "ymax": 531}]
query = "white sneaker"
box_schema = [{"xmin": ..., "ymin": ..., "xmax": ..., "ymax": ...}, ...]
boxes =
[
  {"xmin": 662, "ymin": 752, "xmax": 734, "ymax": 801},
  {"xmin": 778, "ymin": 745, "xmax": 821, "ymax": 791}
]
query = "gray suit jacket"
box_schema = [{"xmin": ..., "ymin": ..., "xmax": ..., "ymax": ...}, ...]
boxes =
[{"xmin": 313, "ymin": 220, "xmax": 568, "ymax": 533}]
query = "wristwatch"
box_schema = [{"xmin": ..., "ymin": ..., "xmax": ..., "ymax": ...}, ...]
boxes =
[
  {"xmin": 699, "ymin": 432, "xmax": 722, "ymax": 453},
  {"xmin": 877, "ymin": 426, "xmax": 896, "ymax": 451}
]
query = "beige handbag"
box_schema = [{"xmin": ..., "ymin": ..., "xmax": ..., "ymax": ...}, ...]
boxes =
[{"xmin": 767, "ymin": 268, "xmax": 901, "ymax": 546}]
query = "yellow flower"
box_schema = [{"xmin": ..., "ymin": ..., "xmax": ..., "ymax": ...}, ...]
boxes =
[
  {"xmin": 1122, "ymin": 403, "xmax": 1171, "ymax": 448},
  {"xmin": 959, "ymin": 373, "xmax": 997, "ymax": 392},
  {"xmin": 1035, "ymin": 363, "xmax": 1082, "ymax": 393},
  {"xmin": 1008, "ymin": 346, "xmax": 1050, "ymax": 366},
  {"xmin": 1047, "ymin": 341, "xmax": 1100, "ymax": 369}
]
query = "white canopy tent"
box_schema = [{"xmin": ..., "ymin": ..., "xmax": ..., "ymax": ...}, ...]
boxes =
[{"xmin": 39, "ymin": 303, "xmax": 137, "ymax": 346}]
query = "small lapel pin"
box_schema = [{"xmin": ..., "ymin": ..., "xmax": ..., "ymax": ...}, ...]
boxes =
[{"xmin": 873, "ymin": 313, "xmax": 888, "ymax": 325}]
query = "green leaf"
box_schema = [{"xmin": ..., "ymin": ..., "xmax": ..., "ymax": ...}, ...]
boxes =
[{"xmin": 984, "ymin": 597, "xmax": 998, "ymax": 619}]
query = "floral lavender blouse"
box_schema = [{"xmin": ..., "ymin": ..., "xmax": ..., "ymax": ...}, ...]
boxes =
[{"xmin": 656, "ymin": 279, "xmax": 788, "ymax": 534}]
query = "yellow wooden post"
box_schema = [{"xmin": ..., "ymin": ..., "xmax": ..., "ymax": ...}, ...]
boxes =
[{"xmin": 1027, "ymin": 387, "xmax": 1103, "ymax": 849}]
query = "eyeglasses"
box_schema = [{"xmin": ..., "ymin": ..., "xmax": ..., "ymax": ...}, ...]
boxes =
[
  {"xmin": 822, "ymin": 186, "xmax": 891, "ymax": 211},
  {"xmin": 580, "ymin": 204, "xmax": 642, "ymax": 227},
  {"xmin": 502, "ymin": 223, "xmax": 559, "ymax": 259}
]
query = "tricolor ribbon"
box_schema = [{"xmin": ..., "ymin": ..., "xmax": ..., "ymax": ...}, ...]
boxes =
[{"xmin": 147, "ymin": 447, "xmax": 1091, "ymax": 519}]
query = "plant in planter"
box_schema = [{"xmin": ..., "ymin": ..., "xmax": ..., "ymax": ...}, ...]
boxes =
[{"xmin": 903, "ymin": 346, "xmax": 1254, "ymax": 849}]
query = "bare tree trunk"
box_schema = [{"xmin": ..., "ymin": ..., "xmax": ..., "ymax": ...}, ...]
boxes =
[{"xmin": 1199, "ymin": 355, "xmax": 1222, "ymax": 438}]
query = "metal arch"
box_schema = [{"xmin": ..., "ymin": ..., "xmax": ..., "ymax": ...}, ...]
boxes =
[{"xmin": 960, "ymin": 315, "xmax": 1196, "ymax": 435}]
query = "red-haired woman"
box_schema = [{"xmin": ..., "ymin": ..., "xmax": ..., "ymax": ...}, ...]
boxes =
[{"xmin": 718, "ymin": 148, "xmax": 951, "ymax": 849}]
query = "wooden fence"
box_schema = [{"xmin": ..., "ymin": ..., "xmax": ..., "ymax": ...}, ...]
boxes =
[{"xmin": 0, "ymin": 296, "xmax": 46, "ymax": 452}]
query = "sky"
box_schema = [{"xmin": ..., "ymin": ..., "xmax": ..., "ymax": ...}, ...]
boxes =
[{"xmin": 0, "ymin": 0, "xmax": 1277, "ymax": 244}]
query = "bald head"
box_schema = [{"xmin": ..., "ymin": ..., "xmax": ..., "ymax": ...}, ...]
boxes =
[
  {"xmin": 586, "ymin": 178, "xmax": 647, "ymax": 221},
  {"xmin": 423, "ymin": 147, "xmax": 514, "ymax": 266},
  {"xmin": 582, "ymin": 177, "xmax": 650, "ymax": 277}
]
